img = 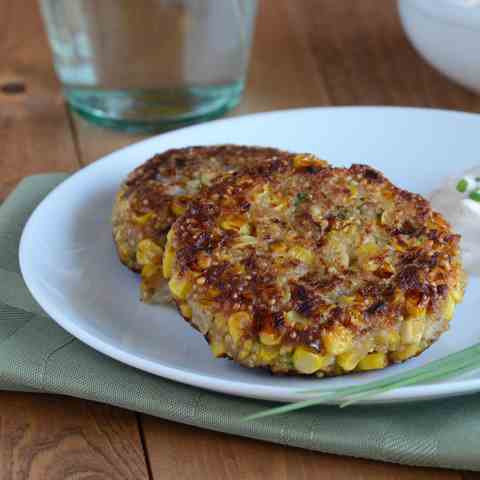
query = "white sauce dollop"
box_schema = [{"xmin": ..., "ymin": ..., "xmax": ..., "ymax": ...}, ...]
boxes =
[
  {"xmin": 446, "ymin": 0, "xmax": 480, "ymax": 7},
  {"xmin": 430, "ymin": 167, "xmax": 480, "ymax": 275}
]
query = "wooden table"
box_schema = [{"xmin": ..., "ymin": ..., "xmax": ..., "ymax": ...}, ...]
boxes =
[{"xmin": 1, "ymin": 1, "xmax": 479, "ymax": 478}]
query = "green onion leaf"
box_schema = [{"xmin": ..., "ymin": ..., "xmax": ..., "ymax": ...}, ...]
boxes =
[
  {"xmin": 242, "ymin": 343, "xmax": 480, "ymax": 421},
  {"xmin": 456, "ymin": 179, "xmax": 468, "ymax": 193},
  {"xmin": 469, "ymin": 190, "xmax": 480, "ymax": 202}
]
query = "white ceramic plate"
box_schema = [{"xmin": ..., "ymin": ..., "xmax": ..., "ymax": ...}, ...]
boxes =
[{"xmin": 20, "ymin": 107, "xmax": 480, "ymax": 404}]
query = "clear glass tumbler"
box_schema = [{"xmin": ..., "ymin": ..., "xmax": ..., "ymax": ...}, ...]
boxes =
[{"xmin": 39, "ymin": 0, "xmax": 258, "ymax": 131}]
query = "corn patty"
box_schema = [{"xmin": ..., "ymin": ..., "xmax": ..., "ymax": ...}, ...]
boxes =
[
  {"xmin": 164, "ymin": 155, "xmax": 466, "ymax": 376},
  {"xmin": 112, "ymin": 145, "xmax": 297, "ymax": 302}
]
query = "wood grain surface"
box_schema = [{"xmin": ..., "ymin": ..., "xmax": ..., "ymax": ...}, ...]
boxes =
[
  {"xmin": 141, "ymin": 417, "xmax": 467, "ymax": 480},
  {"xmin": 0, "ymin": 393, "xmax": 149, "ymax": 480},
  {"xmin": 1, "ymin": 0, "xmax": 480, "ymax": 478},
  {"xmin": 0, "ymin": 0, "xmax": 78, "ymax": 200},
  {"xmin": 0, "ymin": 2, "xmax": 150, "ymax": 479}
]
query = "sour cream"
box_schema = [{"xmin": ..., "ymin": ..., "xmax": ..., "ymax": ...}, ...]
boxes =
[
  {"xmin": 446, "ymin": 0, "xmax": 480, "ymax": 6},
  {"xmin": 430, "ymin": 167, "xmax": 480, "ymax": 275}
]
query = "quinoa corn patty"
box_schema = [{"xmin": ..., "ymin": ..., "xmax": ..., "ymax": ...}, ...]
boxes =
[
  {"xmin": 164, "ymin": 156, "xmax": 466, "ymax": 376},
  {"xmin": 112, "ymin": 145, "xmax": 298, "ymax": 302}
]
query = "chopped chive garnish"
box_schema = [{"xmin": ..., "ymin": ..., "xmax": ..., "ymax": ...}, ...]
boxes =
[
  {"xmin": 294, "ymin": 192, "xmax": 309, "ymax": 207},
  {"xmin": 242, "ymin": 343, "xmax": 480, "ymax": 420},
  {"xmin": 336, "ymin": 208, "xmax": 350, "ymax": 221},
  {"xmin": 456, "ymin": 179, "xmax": 468, "ymax": 193},
  {"xmin": 469, "ymin": 190, "xmax": 480, "ymax": 202}
]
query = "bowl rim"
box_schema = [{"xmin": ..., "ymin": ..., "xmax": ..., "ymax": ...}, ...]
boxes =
[{"xmin": 400, "ymin": 0, "xmax": 480, "ymax": 30}]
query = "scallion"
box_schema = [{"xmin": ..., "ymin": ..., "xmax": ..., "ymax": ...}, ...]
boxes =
[
  {"xmin": 243, "ymin": 343, "xmax": 480, "ymax": 420},
  {"xmin": 469, "ymin": 190, "xmax": 480, "ymax": 202},
  {"xmin": 456, "ymin": 178, "xmax": 468, "ymax": 193}
]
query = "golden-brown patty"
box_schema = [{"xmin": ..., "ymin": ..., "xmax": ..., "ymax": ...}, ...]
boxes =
[
  {"xmin": 164, "ymin": 155, "xmax": 466, "ymax": 376},
  {"xmin": 112, "ymin": 145, "xmax": 297, "ymax": 301}
]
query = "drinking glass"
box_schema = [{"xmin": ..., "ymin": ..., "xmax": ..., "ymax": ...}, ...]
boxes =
[{"xmin": 39, "ymin": 0, "xmax": 258, "ymax": 131}]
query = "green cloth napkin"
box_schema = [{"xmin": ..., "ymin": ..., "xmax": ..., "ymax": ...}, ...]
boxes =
[{"xmin": 1, "ymin": 174, "xmax": 479, "ymax": 472}]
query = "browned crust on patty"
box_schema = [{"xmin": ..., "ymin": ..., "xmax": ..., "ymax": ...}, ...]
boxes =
[
  {"xmin": 166, "ymin": 155, "xmax": 465, "ymax": 374},
  {"xmin": 112, "ymin": 145, "xmax": 295, "ymax": 276}
]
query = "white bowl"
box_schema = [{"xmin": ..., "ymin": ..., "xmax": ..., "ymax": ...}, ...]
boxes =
[{"xmin": 398, "ymin": 0, "xmax": 480, "ymax": 93}]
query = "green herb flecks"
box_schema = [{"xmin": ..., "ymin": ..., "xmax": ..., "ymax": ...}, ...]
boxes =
[
  {"xmin": 456, "ymin": 178, "xmax": 468, "ymax": 193},
  {"xmin": 335, "ymin": 208, "xmax": 350, "ymax": 221},
  {"xmin": 470, "ymin": 190, "xmax": 480, "ymax": 202},
  {"xmin": 294, "ymin": 192, "xmax": 310, "ymax": 207}
]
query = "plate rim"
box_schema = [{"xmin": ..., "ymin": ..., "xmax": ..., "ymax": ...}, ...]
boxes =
[{"xmin": 19, "ymin": 105, "xmax": 480, "ymax": 404}]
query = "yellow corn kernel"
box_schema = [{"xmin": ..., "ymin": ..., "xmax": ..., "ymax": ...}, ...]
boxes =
[
  {"xmin": 238, "ymin": 340, "xmax": 253, "ymax": 360},
  {"xmin": 179, "ymin": 303, "xmax": 192, "ymax": 319},
  {"xmin": 387, "ymin": 331, "xmax": 401, "ymax": 351},
  {"xmin": 400, "ymin": 318, "xmax": 425, "ymax": 344},
  {"xmin": 405, "ymin": 294, "xmax": 427, "ymax": 319},
  {"xmin": 451, "ymin": 287, "xmax": 463, "ymax": 304},
  {"xmin": 376, "ymin": 330, "xmax": 401, "ymax": 351},
  {"xmin": 285, "ymin": 310, "xmax": 309, "ymax": 327},
  {"xmin": 171, "ymin": 196, "xmax": 191, "ymax": 217},
  {"xmin": 337, "ymin": 350, "xmax": 362, "ymax": 372},
  {"xmin": 444, "ymin": 295, "xmax": 456, "ymax": 321},
  {"xmin": 258, "ymin": 345, "xmax": 280, "ymax": 363},
  {"xmin": 322, "ymin": 325, "xmax": 354, "ymax": 355},
  {"xmin": 162, "ymin": 246, "xmax": 175, "ymax": 279},
  {"xmin": 357, "ymin": 242, "xmax": 380, "ymax": 260},
  {"xmin": 228, "ymin": 312, "xmax": 251, "ymax": 343},
  {"xmin": 288, "ymin": 245, "xmax": 314, "ymax": 265},
  {"xmin": 168, "ymin": 275, "xmax": 192, "ymax": 300},
  {"xmin": 379, "ymin": 210, "xmax": 389, "ymax": 225},
  {"xmin": 293, "ymin": 154, "xmax": 325, "ymax": 169},
  {"xmin": 232, "ymin": 235, "xmax": 257, "ymax": 248},
  {"xmin": 357, "ymin": 352, "xmax": 387, "ymax": 371},
  {"xmin": 136, "ymin": 239, "xmax": 163, "ymax": 266},
  {"xmin": 214, "ymin": 314, "xmax": 225, "ymax": 330},
  {"xmin": 271, "ymin": 241, "xmax": 288, "ymax": 255},
  {"xmin": 339, "ymin": 295, "xmax": 356, "ymax": 305},
  {"xmin": 141, "ymin": 263, "xmax": 160, "ymax": 279},
  {"xmin": 393, "ymin": 239, "xmax": 407, "ymax": 252},
  {"xmin": 252, "ymin": 186, "xmax": 269, "ymax": 203},
  {"xmin": 239, "ymin": 224, "xmax": 251, "ymax": 235},
  {"xmin": 270, "ymin": 194, "xmax": 288, "ymax": 211},
  {"xmin": 360, "ymin": 335, "xmax": 375, "ymax": 354},
  {"xmin": 293, "ymin": 346, "xmax": 332, "ymax": 374},
  {"xmin": 259, "ymin": 331, "xmax": 281, "ymax": 346},
  {"xmin": 280, "ymin": 345, "xmax": 294, "ymax": 355},
  {"xmin": 407, "ymin": 305, "xmax": 427, "ymax": 319},
  {"xmin": 220, "ymin": 216, "xmax": 250, "ymax": 233},
  {"xmin": 117, "ymin": 244, "xmax": 131, "ymax": 262},
  {"xmin": 390, "ymin": 344, "xmax": 419, "ymax": 362},
  {"xmin": 206, "ymin": 287, "xmax": 221, "ymax": 299},
  {"xmin": 133, "ymin": 212, "xmax": 154, "ymax": 225},
  {"xmin": 357, "ymin": 245, "xmax": 379, "ymax": 273},
  {"xmin": 210, "ymin": 340, "xmax": 226, "ymax": 358}
]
